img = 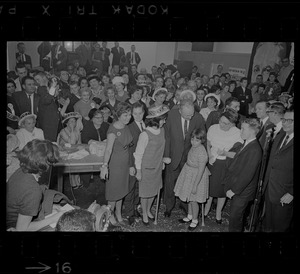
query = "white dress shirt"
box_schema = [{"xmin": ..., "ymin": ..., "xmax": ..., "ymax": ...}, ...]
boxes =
[{"xmin": 181, "ymin": 116, "xmax": 190, "ymax": 139}]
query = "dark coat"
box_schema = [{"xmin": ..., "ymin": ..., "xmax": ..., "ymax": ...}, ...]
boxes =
[
  {"xmin": 36, "ymin": 86, "xmax": 61, "ymax": 142},
  {"xmin": 128, "ymin": 120, "xmax": 143, "ymax": 167},
  {"xmin": 224, "ymin": 139, "xmax": 263, "ymax": 201},
  {"xmin": 232, "ymin": 86, "xmax": 253, "ymax": 117},
  {"xmin": 164, "ymin": 108, "xmax": 206, "ymax": 170},
  {"xmin": 194, "ymin": 100, "xmax": 207, "ymax": 113},
  {"xmin": 37, "ymin": 42, "xmax": 51, "ymax": 70},
  {"xmin": 126, "ymin": 52, "xmax": 141, "ymax": 66},
  {"xmin": 99, "ymin": 47, "xmax": 111, "ymax": 69},
  {"xmin": 256, "ymin": 118, "xmax": 274, "ymax": 148},
  {"xmin": 51, "ymin": 44, "xmax": 68, "ymax": 71},
  {"xmin": 81, "ymin": 120, "xmax": 109, "ymax": 144},
  {"xmin": 111, "ymin": 46, "xmax": 125, "ymax": 67},
  {"xmin": 263, "ymin": 129, "xmax": 293, "ymax": 204},
  {"xmin": 16, "ymin": 52, "xmax": 32, "ymax": 68},
  {"xmin": 12, "ymin": 90, "xmax": 39, "ymax": 117}
]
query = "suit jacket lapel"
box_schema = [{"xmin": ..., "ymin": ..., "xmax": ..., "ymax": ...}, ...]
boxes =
[
  {"xmin": 278, "ymin": 137, "xmax": 293, "ymax": 153},
  {"xmin": 175, "ymin": 110, "xmax": 184, "ymax": 142}
]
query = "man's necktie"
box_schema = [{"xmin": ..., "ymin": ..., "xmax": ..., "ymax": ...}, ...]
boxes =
[
  {"xmin": 280, "ymin": 135, "xmax": 289, "ymax": 149},
  {"xmin": 184, "ymin": 119, "xmax": 188, "ymax": 138},
  {"xmin": 131, "ymin": 52, "xmax": 133, "ymax": 63},
  {"xmin": 140, "ymin": 122, "xmax": 144, "ymax": 131},
  {"xmin": 260, "ymin": 120, "xmax": 263, "ymax": 129},
  {"xmin": 28, "ymin": 94, "xmax": 33, "ymax": 114}
]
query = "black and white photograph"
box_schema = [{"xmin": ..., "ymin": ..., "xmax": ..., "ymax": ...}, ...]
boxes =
[{"xmin": 6, "ymin": 41, "xmax": 294, "ymax": 233}]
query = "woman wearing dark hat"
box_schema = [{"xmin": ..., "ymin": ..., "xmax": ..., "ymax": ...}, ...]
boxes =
[
  {"xmin": 80, "ymin": 108, "xmax": 110, "ymax": 188},
  {"xmin": 134, "ymin": 104, "xmax": 170, "ymax": 225},
  {"xmin": 16, "ymin": 112, "xmax": 44, "ymax": 150},
  {"xmin": 204, "ymin": 109, "xmax": 243, "ymax": 224},
  {"xmin": 81, "ymin": 109, "xmax": 109, "ymax": 145},
  {"xmin": 100, "ymin": 102, "xmax": 133, "ymax": 226}
]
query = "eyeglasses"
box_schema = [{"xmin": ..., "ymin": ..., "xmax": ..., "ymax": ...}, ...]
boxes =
[
  {"xmin": 266, "ymin": 110, "xmax": 274, "ymax": 114},
  {"xmin": 281, "ymin": 118, "xmax": 294, "ymax": 123}
]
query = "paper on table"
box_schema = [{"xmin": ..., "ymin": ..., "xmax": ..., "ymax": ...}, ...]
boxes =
[{"xmin": 45, "ymin": 203, "xmax": 75, "ymax": 228}]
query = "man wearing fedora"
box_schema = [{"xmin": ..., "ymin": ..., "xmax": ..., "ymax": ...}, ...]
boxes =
[{"xmin": 163, "ymin": 95, "xmax": 206, "ymax": 217}]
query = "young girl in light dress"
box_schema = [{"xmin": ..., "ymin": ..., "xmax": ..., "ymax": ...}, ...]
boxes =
[{"xmin": 174, "ymin": 129, "xmax": 210, "ymax": 231}]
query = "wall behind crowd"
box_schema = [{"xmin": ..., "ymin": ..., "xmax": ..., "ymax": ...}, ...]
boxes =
[
  {"xmin": 7, "ymin": 41, "xmax": 254, "ymax": 73},
  {"xmin": 7, "ymin": 41, "xmax": 193, "ymax": 73}
]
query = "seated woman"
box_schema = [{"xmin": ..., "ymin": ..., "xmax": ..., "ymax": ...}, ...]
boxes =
[
  {"xmin": 16, "ymin": 112, "xmax": 45, "ymax": 150},
  {"xmin": 81, "ymin": 108, "xmax": 110, "ymax": 145},
  {"xmin": 6, "ymin": 139, "xmax": 66, "ymax": 231},
  {"xmin": 57, "ymin": 112, "xmax": 83, "ymax": 189},
  {"xmin": 80, "ymin": 109, "xmax": 110, "ymax": 188}
]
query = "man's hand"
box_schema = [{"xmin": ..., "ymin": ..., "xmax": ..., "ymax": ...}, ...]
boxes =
[
  {"xmin": 280, "ymin": 193, "xmax": 293, "ymax": 206},
  {"xmin": 163, "ymin": 157, "xmax": 171, "ymax": 164},
  {"xmin": 226, "ymin": 189, "xmax": 235, "ymax": 199},
  {"xmin": 129, "ymin": 167, "xmax": 136, "ymax": 176},
  {"xmin": 136, "ymin": 169, "xmax": 142, "ymax": 181}
]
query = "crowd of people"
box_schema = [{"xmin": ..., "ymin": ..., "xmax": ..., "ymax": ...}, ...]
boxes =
[{"xmin": 6, "ymin": 41, "xmax": 294, "ymax": 232}]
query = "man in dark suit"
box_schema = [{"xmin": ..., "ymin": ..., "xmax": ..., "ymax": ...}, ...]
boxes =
[
  {"xmin": 163, "ymin": 99, "xmax": 206, "ymax": 217},
  {"xmin": 232, "ymin": 77, "xmax": 252, "ymax": 117},
  {"xmin": 224, "ymin": 118, "xmax": 263, "ymax": 232},
  {"xmin": 51, "ymin": 42, "xmax": 68, "ymax": 72},
  {"xmin": 100, "ymin": 42, "xmax": 111, "ymax": 73},
  {"xmin": 194, "ymin": 89, "xmax": 207, "ymax": 113},
  {"xmin": 255, "ymin": 100, "xmax": 274, "ymax": 147},
  {"xmin": 111, "ymin": 42, "xmax": 125, "ymax": 68},
  {"xmin": 124, "ymin": 102, "xmax": 146, "ymax": 225},
  {"xmin": 34, "ymin": 72, "xmax": 61, "ymax": 141},
  {"xmin": 16, "ymin": 42, "xmax": 32, "ymax": 69},
  {"xmin": 126, "ymin": 45, "xmax": 141, "ymax": 69},
  {"xmin": 14, "ymin": 63, "xmax": 28, "ymax": 92},
  {"xmin": 12, "ymin": 76, "xmax": 39, "ymax": 117},
  {"xmin": 263, "ymin": 110, "xmax": 294, "ymax": 232},
  {"xmin": 37, "ymin": 41, "xmax": 52, "ymax": 72}
]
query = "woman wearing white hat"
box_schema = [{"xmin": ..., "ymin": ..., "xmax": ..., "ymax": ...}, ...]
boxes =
[
  {"xmin": 199, "ymin": 93, "xmax": 220, "ymax": 122},
  {"xmin": 149, "ymin": 88, "xmax": 168, "ymax": 108},
  {"xmin": 16, "ymin": 112, "xmax": 44, "ymax": 150},
  {"xmin": 134, "ymin": 104, "xmax": 171, "ymax": 225},
  {"xmin": 112, "ymin": 76, "xmax": 130, "ymax": 102}
]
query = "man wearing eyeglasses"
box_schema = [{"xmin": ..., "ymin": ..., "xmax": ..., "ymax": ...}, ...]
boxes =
[
  {"xmin": 263, "ymin": 109, "xmax": 293, "ymax": 232},
  {"xmin": 266, "ymin": 102, "xmax": 285, "ymax": 140}
]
